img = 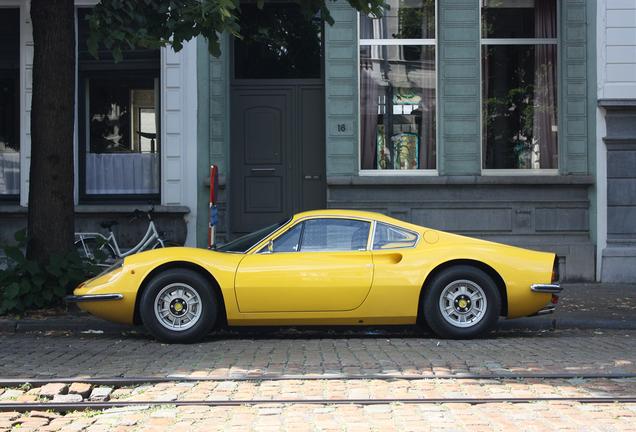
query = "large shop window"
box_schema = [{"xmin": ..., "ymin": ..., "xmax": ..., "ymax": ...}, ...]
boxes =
[
  {"xmin": 0, "ymin": 8, "xmax": 20, "ymax": 198},
  {"xmin": 77, "ymin": 8, "xmax": 160, "ymax": 200},
  {"xmin": 360, "ymin": 0, "xmax": 436, "ymax": 171},
  {"xmin": 481, "ymin": 0, "xmax": 557, "ymax": 170}
]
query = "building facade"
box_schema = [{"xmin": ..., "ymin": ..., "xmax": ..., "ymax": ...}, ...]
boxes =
[
  {"xmin": 0, "ymin": 0, "xmax": 198, "ymax": 249},
  {"xmin": 596, "ymin": 0, "xmax": 636, "ymax": 283},
  {"xmin": 198, "ymin": 0, "xmax": 598, "ymax": 281},
  {"xmin": 2, "ymin": 0, "xmax": 630, "ymax": 283}
]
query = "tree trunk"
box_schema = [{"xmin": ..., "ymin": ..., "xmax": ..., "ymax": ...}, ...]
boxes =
[{"xmin": 27, "ymin": 0, "xmax": 76, "ymax": 266}]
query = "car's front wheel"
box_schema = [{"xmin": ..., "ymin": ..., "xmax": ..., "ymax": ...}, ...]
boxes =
[
  {"xmin": 423, "ymin": 266, "xmax": 501, "ymax": 339},
  {"xmin": 140, "ymin": 269, "xmax": 218, "ymax": 343}
]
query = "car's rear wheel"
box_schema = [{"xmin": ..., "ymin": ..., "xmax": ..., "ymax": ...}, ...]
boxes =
[
  {"xmin": 140, "ymin": 269, "xmax": 218, "ymax": 343},
  {"xmin": 423, "ymin": 266, "xmax": 501, "ymax": 339}
]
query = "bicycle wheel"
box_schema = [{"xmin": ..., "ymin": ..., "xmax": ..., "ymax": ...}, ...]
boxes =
[{"xmin": 75, "ymin": 237, "xmax": 117, "ymax": 262}]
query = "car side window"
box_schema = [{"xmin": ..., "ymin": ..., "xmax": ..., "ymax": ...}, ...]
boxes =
[
  {"xmin": 271, "ymin": 222, "xmax": 303, "ymax": 253},
  {"xmin": 300, "ymin": 219, "xmax": 371, "ymax": 252},
  {"xmin": 373, "ymin": 222, "xmax": 419, "ymax": 250}
]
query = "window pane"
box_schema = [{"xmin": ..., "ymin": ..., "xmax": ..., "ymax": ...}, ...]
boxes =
[
  {"xmin": 360, "ymin": 45, "xmax": 436, "ymax": 170},
  {"xmin": 360, "ymin": 0, "xmax": 435, "ymax": 40},
  {"xmin": 373, "ymin": 223, "xmax": 419, "ymax": 249},
  {"xmin": 234, "ymin": 4, "xmax": 321, "ymax": 80},
  {"xmin": 482, "ymin": 0, "xmax": 536, "ymax": 39},
  {"xmin": 85, "ymin": 77, "xmax": 160, "ymax": 195},
  {"xmin": 482, "ymin": 44, "xmax": 557, "ymax": 169},
  {"xmin": 300, "ymin": 219, "xmax": 371, "ymax": 252},
  {"xmin": 272, "ymin": 223, "xmax": 303, "ymax": 253},
  {"xmin": 481, "ymin": 0, "xmax": 557, "ymax": 170},
  {"xmin": 0, "ymin": 77, "xmax": 19, "ymax": 196},
  {"xmin": 0, "ymin": 8, "xmax": 20, "ymax": 197}
]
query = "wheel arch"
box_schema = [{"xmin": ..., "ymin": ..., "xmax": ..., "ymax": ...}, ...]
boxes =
[
  {"xmin": 417, "ymin": 259, "xmax": 508, "ymax": 319},
  {"xmin": 132, "ymin": 261, "xmax": 227, "ymax": 327}
]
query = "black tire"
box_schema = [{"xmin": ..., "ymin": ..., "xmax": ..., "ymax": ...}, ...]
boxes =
[
  {"xmin": 140, "ymin": 269, "xmax": 218, "ymax": 343},
  {"xmin": 152, "ymin": 240, "xmax": 181, "ymax": 249},
  {"xmin": 423, "ymin": 266, "xmax": 501, "ymax": 339},
  {"xmin": 74, "ymin": 237, "xmax": 117, "ymax": 262}
]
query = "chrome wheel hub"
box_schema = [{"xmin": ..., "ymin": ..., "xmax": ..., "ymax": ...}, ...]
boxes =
[
  {"xmin": 439, "ymin": 279, "xmax": 487, "ymax": 328},
  {"xmin": 154, "ymin": 283, "xmax": 202, "ymax": 331}
]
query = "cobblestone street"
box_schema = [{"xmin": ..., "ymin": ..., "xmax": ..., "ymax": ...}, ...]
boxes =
[
  {"xmin": 1, "ymin": 329, "xmax": 636, "ymax": 379},
  {"xmin": 1, "ymin": 328, "xmax": 636, "ymax": 430}
]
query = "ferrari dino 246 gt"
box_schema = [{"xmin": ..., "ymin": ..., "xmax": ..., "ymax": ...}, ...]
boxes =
[{"xmin": 65, "ymin": 210, "xmax": 561, "ymax": 343}]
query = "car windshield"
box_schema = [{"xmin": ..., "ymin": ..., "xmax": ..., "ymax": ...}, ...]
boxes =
[{"xmin": 215, "ymin": 219, "xmax": 291, "ymax": 253}]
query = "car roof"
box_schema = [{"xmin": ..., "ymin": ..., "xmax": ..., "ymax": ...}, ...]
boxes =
[{"xmin": 290, "ymin": 209, "xmax": 425, "ymax": 231}]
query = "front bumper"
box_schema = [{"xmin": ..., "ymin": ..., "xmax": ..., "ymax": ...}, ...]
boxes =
[
  {"xmin": 64, "ymin": 294, "xmax": 123, "ymax": 303},
  {"xmin": 530, "ymin": 283, "xmax": 562, "ymax": 294}
]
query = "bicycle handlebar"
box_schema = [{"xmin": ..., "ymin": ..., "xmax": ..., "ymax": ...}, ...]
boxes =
[{"xmin": 126, "ymin": 203, "xmax": 155, "ymax": 222}]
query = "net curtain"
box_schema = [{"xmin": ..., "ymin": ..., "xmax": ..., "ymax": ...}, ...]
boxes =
[{"xmin": 85, "ymin": 153, "xmax": 159, "ymax": 195}]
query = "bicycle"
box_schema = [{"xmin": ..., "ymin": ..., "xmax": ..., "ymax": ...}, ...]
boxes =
[{"xmin": 75, "ymin": 203, "xmax": 180, "ymax": 263}]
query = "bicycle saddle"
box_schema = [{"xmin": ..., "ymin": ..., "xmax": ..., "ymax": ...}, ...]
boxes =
[{"xmin": 100, "ymin": 220, "xmax": 119, "ymax": 229}]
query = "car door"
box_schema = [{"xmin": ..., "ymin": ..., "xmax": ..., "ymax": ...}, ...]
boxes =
[{"xmin": 234, "ymin": 218, "xmax": 374, "ymax": 313}]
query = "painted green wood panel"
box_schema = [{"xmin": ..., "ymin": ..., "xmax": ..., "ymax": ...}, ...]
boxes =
[
  {"xmin": 561, "ymin": 0, "xmax": 590, "ymax": 175},
  {"xmin": 438, "ymin": 0, "xmax": 481, "ymax": 175},
  {"xmin": 325, "ymin": 3, "xmax": 359, "ymax": 176},
  {"xmin": 196, "ymin": 33, "xmax": 229, "ymax": 248}
]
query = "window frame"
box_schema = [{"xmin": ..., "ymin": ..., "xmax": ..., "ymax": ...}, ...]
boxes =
[
  {"xmin": 480, "ymin": 2, "xmax": 560, "ymax": 175},
  {"xmin": 76, "ymin": 7, "xmax": 162, "ymax": 203},
  {"xmin": 0, "ymin": 6, "xmax": 21, "ymax": 201},
  {"xmin": 358, "ymin": 2, "xmax": 438, "ymax": 176},
  {"xmin": 77, "ymin": 70, "xmax": 161, "ymax": 202}
]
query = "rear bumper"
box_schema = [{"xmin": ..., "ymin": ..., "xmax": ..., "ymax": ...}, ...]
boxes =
[{"xmin": 530, "ymin": 283, "xmax": 562, "ymax": 294}]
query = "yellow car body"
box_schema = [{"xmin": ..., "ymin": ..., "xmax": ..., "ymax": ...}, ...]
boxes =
[{"xmin": 67, "ymin": 210, "xmax": 561, "ymax": 342}]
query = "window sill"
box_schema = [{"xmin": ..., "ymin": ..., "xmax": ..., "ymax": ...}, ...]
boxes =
[
  {"xmin": 328, "ymin": 174, "xmax": 595, "ymax": 187},
  {"xmin": 74, "ymin": 205, "xmax": 190, "ymax": 215}
]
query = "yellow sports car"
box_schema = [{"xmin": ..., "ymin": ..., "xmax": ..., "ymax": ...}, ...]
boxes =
[{"xmin": 65, "ymin": 210, "xmax": 561, "ymax": 343}]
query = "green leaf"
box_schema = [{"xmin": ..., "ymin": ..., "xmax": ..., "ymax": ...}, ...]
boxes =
[
  {"xmin": 68, "ymin": 267, "xmax": 87, "ymax": 281},
  {"xmin": 53, "ymin": 286, "xmax": 67, "ymax": 298},
  {"xmin": 50, "ymin": 253, "xmax": 65, "ymax": 271},
  {"xmin": 113, "ymin": 47, "xmax": 124, "ymax": 63},
  {"xmin": 32, "ymin": 274, "xmax": 47, "ymax": 289},
  {"xmin": 22, "ymin": 293, "xmax": 34, "ymax": 308},
  {"xmin": 87, "ymin": 36, "xmax": 100, "ymax": 60},
  {"xmin": 2, "ymin": 298, "xmax": 18, "ymax": 311},
  {"xmin": 41, "ymin": 290, "xmax": 53, "ymax": 301},
  {"xmin": 19, "ymin": 279, "xmax": 31, "ymax": 295},
  {"xmin": 13, "ymin": 229, "xmax": 26, "ymax": 242},
  {"xmin": 46, "ymin": 265, "xmax": 63, "ymax": 278},
  {"xmin": 5, "ymin": 283, "xmax": 19, "ymax": 299},
  {"xmin": 33, "ymin": 295, "xmax": 45, "ymax": 307},
  {"xmin": 4, "ymin": 245, "xmax": 25, "ymax": 263},
  {"xmin": 59, "ymin": 273, "xmax": 71, "ymax": 288},
  {"xmin": 24, "ymin": 260, "xmax": 40, "ymax": 276}
]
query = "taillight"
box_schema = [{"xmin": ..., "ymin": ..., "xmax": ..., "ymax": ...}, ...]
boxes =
[
  {"xmin": 552, "ymin": 295, "xmax": 559, "ymax": 304},
  {"xmin": 552, "ymin": 258, "xmax": 559, "ymax": 282}
]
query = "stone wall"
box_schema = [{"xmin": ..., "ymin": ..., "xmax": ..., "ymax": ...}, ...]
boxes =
[
  {"xmin": 328, "ymin": 175, "xmax": 596, "ymax": 281},
  {"xmin": 600, "ymin": 101, "xmax": 636, "ymax": 283}
]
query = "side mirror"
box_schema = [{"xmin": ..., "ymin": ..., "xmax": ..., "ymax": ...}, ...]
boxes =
[{"xmin": 268, "ymin": 240, "xmax": 274, "ymax": 253}]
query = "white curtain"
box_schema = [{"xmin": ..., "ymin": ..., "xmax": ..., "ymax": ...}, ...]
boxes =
[
  {"xmin": 86, "ymin": 153, "xmax": 159, "ymax": 194},
  {"xmin": 0, "ymin": 153, "xmax": 20, "ymax": 195}
]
